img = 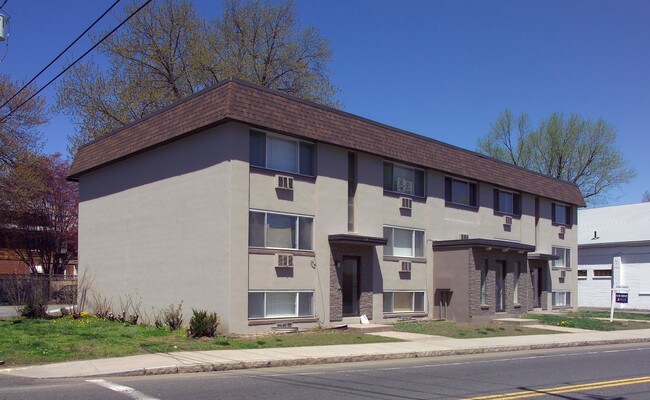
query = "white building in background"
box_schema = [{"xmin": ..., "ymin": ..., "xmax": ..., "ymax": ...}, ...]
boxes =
[{"xmin": 578, "ymin": 202, "xmax": 650, "ymax": 310}]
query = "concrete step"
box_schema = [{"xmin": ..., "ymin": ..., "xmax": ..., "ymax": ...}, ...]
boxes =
[
  {"xmin": 346, "ymin": 323, "xmax": 394, "ymax": 333},
  {"xmin": 492, "ymin": 318, "xmax": 540, "ymax": 326}
]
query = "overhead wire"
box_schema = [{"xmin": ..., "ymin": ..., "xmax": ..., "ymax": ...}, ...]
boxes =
[
  {"xmin": 0, "ymin": 0, "xmax": 121, "ymax": 111},
  {"xmin": 0, "ymin": 0, "xmax": 152, "ymax": 124}
]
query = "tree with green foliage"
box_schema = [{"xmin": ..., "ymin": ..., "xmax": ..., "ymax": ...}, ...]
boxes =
[
  {"xmin": 57, "ymin": 0, "xmax": 337, "ymax": 156},
  {"xmin": 477, "ymin": 109, "xmax": 635, "ymax": 205}
]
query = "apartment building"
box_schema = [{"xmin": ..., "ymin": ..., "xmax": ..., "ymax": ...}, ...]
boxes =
[{"xmin": 68, "ymin": 79, "xmax": 584, "ymax": 333}]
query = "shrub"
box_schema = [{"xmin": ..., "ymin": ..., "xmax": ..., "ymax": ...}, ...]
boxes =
[
  {"xmin": 20, "ymin": 300, "xmax": 48, "ymax": 318},
  {"xmin": 188, "ymin": 309, "xmax": 220, "ymax": 338},
  {"xmin": 162, "ymin": 302, "xmax": 183, "ymax": 331}
]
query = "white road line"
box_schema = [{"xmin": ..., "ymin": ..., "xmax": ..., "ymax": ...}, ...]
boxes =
[{"xmin": 86, "ymin": 379, "xmax": 161, "ymax": 400}]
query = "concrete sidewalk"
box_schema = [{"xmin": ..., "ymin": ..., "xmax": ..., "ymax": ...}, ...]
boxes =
[{"xmin": 2, "ymin": 328, "xmax": 650, "ymax": 379}]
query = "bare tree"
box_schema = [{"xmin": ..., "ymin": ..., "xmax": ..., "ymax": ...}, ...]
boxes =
[
  {"xmin": 477, "ymin": 110, "xmax": 636, "ymax": 205},
  {"xmin": 57, "ymin": 0, "xmax": 337, "ymax": 156},
  {"xmin": 643, "ymin": 191, "xmax": 650, "ymax": 202}
]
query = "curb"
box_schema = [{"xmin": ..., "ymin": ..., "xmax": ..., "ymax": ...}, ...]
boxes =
[{"xmin": 23, "ymin": 336, "xmax": 650, "ymax": 379}]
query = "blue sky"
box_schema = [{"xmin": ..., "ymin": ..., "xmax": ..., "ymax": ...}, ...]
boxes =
[{"xmin": 1, "ymin": 0, "xmax": 648, "ymax": 206}]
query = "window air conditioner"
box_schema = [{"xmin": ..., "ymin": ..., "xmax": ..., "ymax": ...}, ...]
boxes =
[
  {"xmin": 276, "ymin": 175, "xmax": 294, "ymax": 190},
  {"xmin": 400, "ymin": 260, "xmax": 412, "ymax": 272},
  {"xmin": 399, "ymin": 197, "xmax": 412, "ymax": 210},
  {"xmin": 560, "ymin": 270, "xmax": 566, "ymax": 278},
  {"xmin": 276, "ymin": 253, "xmax": 294, "ymax": 268},
  {"xmin": 459, "ymin": 233, "xmax": 469, "ymax": 240},
  {"xmin": 504, "ymin": 215, "xmax": 513, "ymax": 226},
  {"xmin": 560, "ymin": 226, "xmax": 566, "ymax": 235}
]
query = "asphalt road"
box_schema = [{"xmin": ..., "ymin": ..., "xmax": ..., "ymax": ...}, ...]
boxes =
[{"xmin": 2, "ymin": 343, "xmax": 650, "ymax": 399}]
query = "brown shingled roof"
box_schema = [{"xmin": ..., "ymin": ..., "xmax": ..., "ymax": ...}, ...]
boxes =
[{"xmin": 68, "ymin": 78, "xmax": 586, "ymax": 206}]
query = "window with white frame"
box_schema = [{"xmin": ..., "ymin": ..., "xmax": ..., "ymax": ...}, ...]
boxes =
[
  {"xmin": 494, "ymin": 189, "xmax": 521, "ymax": 215},
  {"xmin": 250, "ymin": 130, "xmax": 315, "ymax": 176},
  {"xmin": 249, "ymin": 210, "xmax": 313, "ymax": 250},
  {"xmin": 383, "ymin": 291, "xmax": 425, "ymax": 313},
  {"xmin": 248, "ymin": 291, "xmax": 314, "ymax": 318},
  {"xmin": 383, "ymin": 162, "xmax": 425, "ymax": 197},
  {"xmin": 552, "ymin": 291, "xmax": 571, "ymax": 307},
  {"xmin": 552, "ymin": 203, "xmax": 571, "ymax": 225},
  {"xmin": 383, "ymin": 226, "xmax": 425, "ymax": 258},
  {"xmin": 551, "ymin": 246, "xmax": 571, "ymax": 269},
  {"xmin": 445, "ymin": 177, "xmax": 478, "ymax": 207}
]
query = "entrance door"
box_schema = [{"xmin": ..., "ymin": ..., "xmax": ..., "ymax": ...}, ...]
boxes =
[
  {"xmin": 342, "ymin": 257, "xmax": 360, "ymax": 316},
  {"xmin": 531, "ymin": 267, "xmax": 542, "ymax": 308},
  {"xmin": 495, "ymin": 261, "xmax": 506, "ymax": 312}
]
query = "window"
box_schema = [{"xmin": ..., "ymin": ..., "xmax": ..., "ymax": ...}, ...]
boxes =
[
  {"xmin": 250, "ymin": 130, "xmax": 315, "ymax": 176},
  {"xmin": 249, "ymin": 210, "xmax": 313, "ymax": 250},
  {"xmin": 480, "ymin": 260, "xmax": 487, "ymax": 305},
  {"xmin": 594, "ymin": 269, "xmax": 612, "ymax": 277},
  {"xmin": 383, "ymin": 291, "xmax": 425, "ymax": 313},
  {"xmin": 383, "ymin": 226, "xmax": 425, "ymax": 258},
  {"xmin": 513, "ymin": 261, "xmax": 521, "ymax": 304},
  {"xmin": 248, "ymin": 291, "xmax": 314, "ymax": 318},
  {"xmin": 445, "ymin": 177, "xmax": 478, "ymax": 207},
  {"xmin": 552, "ymin": 247, "xmax": 571, "ymax": 269},
  {"xmin": 552, "ymin": 203, "xmax": 572, "ymax": 225},
  {"xmin": 383, "ymin": 162, "xmax": 425, "ymax": 197},
  {"xmin": 494, "ymin": 189, "xmax": 521, "ymax": 215},
  {"xmin": 578, "ymin": 270, "xmax": 588, "ymax": 278},
  {"xmin": 552, "ymin": 291, "xmax": 571, "ymax": 307}
]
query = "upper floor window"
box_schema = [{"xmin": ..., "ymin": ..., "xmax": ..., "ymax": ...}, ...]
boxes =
[
  {"xmin": 383, "ymin": 162, "xmax": 425, "ymax": 197},
  {"xmin": 552, "ymin": 246, "xmax": 571, "ymax": 269},
  {"xmin": 552, "ymin": 203, "xmax": 571, "ymax": 225},
  {"xmin": 249, "ymin": 210, "xmax": 313, "ymax": 250},
  {"xmin": 445, "ymin": 177, "xmax": 478, "ymax": 207},
  {"xmin": 494, "ymin": 189, "xmax": 521, "ymax": 215},
  {"xmin": 383, "ymin": 226, "xmax": 425, "ymax": 258},
  {"xmin": 250, "ymin": 130, "xmax": 315, "ymax": 176}
]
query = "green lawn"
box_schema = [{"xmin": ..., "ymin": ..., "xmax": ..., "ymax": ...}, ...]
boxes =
[
  {"xmin": 0, "ymin": 316, "xmax": 398, "ymax": 367},
  {"xmin": 526, "ymin": 314, "xmax": 650, "ymax": 331},
  {"xmin": 393, "ymin": 320, "xmax": 559, "ymax": 338},
  {"xmin": 570, "ymin": 310, "xmax": 650, "ymax": 321}
]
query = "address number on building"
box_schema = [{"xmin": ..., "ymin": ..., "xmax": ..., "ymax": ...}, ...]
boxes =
[{"xmin": 615, "ymin": 293, "xmax": 629, "ymax": 304}]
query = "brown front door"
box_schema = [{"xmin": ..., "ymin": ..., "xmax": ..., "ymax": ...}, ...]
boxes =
[{"xmin": 342, "ymin": 257, "xmax": 360, "ymax": 316}]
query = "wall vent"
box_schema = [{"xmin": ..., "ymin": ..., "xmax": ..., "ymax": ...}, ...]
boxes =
[
  {"xmin": 276, "ymin": 175, "xmax": 294, "ymax": 190},
  {"xmin": 276, "ymin": 253, "xmax": 294, "ymax": 268},
  {"xmin": 400, "ymin": 260, "xmax": 412, "ymax": 272},
  {"xmin": 399, "ymin": 197, "xmax": 412, "ymax": 210}
]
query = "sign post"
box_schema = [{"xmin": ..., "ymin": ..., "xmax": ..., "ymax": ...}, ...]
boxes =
[{"xmin": 610, "ymin": 285, "xmax": 629, "ymax": 322}]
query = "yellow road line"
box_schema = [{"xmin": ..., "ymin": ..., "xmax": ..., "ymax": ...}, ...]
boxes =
[{"xmin": 465, "ymin": 375, "xmax": 650, "ymax": 400}]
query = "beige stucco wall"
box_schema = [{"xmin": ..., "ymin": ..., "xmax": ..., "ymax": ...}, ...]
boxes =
[
  {"xmin": 78, "ymin": 123, "xmax": 249, "ymax": 332},
  {"xmin": 78, "ymin": 121, "xmax": 580, "ymax": 332}
]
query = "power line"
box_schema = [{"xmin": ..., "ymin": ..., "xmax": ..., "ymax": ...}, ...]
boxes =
[
  {"xmin": 0, "ymin": 0, "xmax": 152, "ymax": 124},
  {"xmin": 0, "ymin": 1, "xmax": 7, "ymax": 10},
  {"xmin": 0, "ymin": 0, "xmax": 121, "ymax": 111}
]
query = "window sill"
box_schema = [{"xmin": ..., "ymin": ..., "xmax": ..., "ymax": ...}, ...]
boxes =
[
  {"xmin": 578, "ymin": 277, "xmax": 587, "ymax": 280},
  {"xmin": 249, "ymin": 247, "xmax": 315, "ymax": 257},
  {"xmin": 248, "ymin": 317, "xmax": 318, "ymax": 326},
  {"xmin": 383, "ymin": 256, "xmax": 426, "ymax": 263},
  {"xmin": 383, "ymin": 312, "xmax": 427, "ymax": 318},
  {"xmin": 551, "ymin": 222, "xmax": 573, "ymax": 228},
  {"xmin": 445, "ymin": 201, "xmax": 479, "ymax": 212},
  {"xmin": 249, "ymin": 165, "xmax": 316, "ymax": 181},
  {"xmin": 493, "ymin": 211, "xmax": 522, "ymax": 219},
  {"xmin": 551, "ymin": 268, "xmax": 571, "ymax": 271},
  {"xmin": 480, "ymin": 304, "xmax": 489, "ymax": 310},
  {"xmin": 383, "ymin": 189, "xmax": 426, "ymax": 200},
  {"xmin": 593, "ymin": 277, "xmax": 612, "ymax": 280}
]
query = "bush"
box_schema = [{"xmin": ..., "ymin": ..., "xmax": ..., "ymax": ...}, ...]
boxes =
[
  {"xmin": 188, "ymin": 309, "xmax": 220, "ymax": 338},
  {"xmin": 20, "ymin": 300, "xmax": 48, "ymax": 318},
  {"xmin": 162, "ymin": 302, "xmax": 183, "ymax": 331}
]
